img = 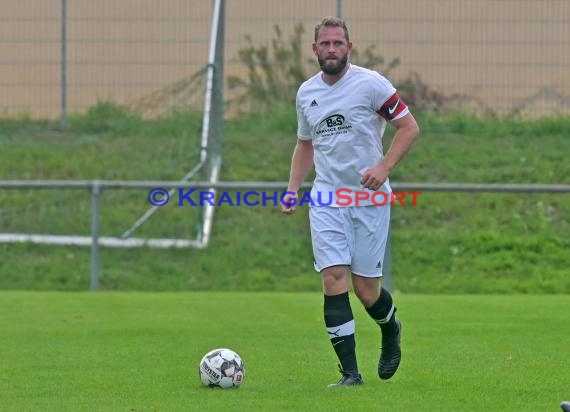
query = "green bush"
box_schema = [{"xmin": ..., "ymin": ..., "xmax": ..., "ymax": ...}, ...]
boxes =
[
  {"xmin": 227, "ymin": 23, "xmax": 400, "ymax": 112},
  {"xmin": 68, "ymin": 101, "xmax": 142, "ymax": 134}
]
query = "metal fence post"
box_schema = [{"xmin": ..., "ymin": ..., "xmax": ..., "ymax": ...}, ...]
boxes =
[
  {"xmin": 336, "ymin": 0, "xmax": 342, "ymax": 18},
  {"xmin": 60, "ymin": 0, "xmax": 68, "ymax": 130},
  {"xmin": 90, "ymin": 181, "xmax": 101, "ymax": 291}
]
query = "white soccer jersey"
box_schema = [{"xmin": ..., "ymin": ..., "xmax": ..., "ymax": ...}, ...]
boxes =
[{"xmin": 296, "ymin": 64, "xmax": 409, "ymax": 207}]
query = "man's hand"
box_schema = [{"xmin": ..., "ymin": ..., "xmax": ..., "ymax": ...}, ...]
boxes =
[
  {"xmin": 281, "ymin": 191, "xmax": 298, "ymax": 214},
  {"xmin": 360, "ymin": 164, "xmax": 390, "ymax": 191}
]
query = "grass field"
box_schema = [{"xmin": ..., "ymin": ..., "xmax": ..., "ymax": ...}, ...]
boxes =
[
  {"xmin": 1, "ymin": 107, "xmax": 569, "ymax": 293},
  {"xmin": 1, "ymin": 291, "xmax": 568, "ymax": 411}
]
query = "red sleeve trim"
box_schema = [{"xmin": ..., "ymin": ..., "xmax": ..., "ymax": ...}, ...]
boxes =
[{"xmin": 377, "ymin": 92, "xmax": 408, "ymax": 121}]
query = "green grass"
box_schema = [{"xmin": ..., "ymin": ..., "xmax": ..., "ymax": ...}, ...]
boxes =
[
  {"xmin": 0, "ymin": 106, "xmax": 569, "ymax": 292},
  {"xmin": 1, "ymin": 291, "xmax": 569, "ymax": 411}
]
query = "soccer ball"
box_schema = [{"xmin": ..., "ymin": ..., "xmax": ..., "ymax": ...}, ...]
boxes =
[{"xmin": 199, "ymin": 348, "xmax": 245, "ymax": 389}]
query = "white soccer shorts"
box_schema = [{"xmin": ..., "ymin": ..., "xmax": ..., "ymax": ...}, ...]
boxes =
[{"xmin": 309, "ymin": 204, "xmax": 390, "ymax": 277}]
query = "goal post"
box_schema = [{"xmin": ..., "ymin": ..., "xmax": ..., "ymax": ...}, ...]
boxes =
[{"xmin": 0, "ymin": 0, "xmax": 226, "ymax": 252}]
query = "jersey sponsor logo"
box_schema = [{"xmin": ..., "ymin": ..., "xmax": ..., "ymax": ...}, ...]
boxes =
[
  {"xmin": 319, "ymin": 114, "xmax": 345, "ymax": 128},
  {"xmin": 310, "ymin": 99, "xmax": 318, "ymax": 107},
  {"xmin": 315, "ymin": 114, "xmax": 352, "ymax": 138}
]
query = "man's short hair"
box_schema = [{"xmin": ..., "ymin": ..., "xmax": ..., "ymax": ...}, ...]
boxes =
[{"xmin": 314, "ymin": 16, "xmax": 350, "ymax": 42}]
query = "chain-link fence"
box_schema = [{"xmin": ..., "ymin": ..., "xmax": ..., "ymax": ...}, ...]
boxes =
[
  {"xmin": 2, "ymin": 0, "xmax": 569, "ymax": 119},
  {"xmin": 1, "ymin": 0, "xmax": 211, "ymax": 120}
]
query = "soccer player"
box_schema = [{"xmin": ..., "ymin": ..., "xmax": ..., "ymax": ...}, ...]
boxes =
[{"xmin": 281, "ymin": 16, "xmax": 420, "ymax": 387}]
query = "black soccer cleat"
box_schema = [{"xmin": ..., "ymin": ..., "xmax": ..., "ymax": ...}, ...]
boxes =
[
  {"xmin": 378, "ymin": 318, "xmax": 402, "ymax": 380},
  {"xmin": 327, "ymin": 365, "xmax": 364, "ymax": 388},
  {"xmin": 561, "ymin": 401, "xmax": 570, "ymax": 412}
]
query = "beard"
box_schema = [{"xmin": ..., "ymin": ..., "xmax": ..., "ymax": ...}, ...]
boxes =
[{"xmin": 318, "ymin": 54, "xmax": 349, "ymax": 75}]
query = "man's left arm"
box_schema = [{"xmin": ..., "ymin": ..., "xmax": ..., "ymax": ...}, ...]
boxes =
[{"xmin": 360, "ymin": 113, "xmax": 420, "ymax": 190}]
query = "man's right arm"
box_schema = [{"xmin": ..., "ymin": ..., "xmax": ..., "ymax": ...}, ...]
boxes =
[{"xmin": 282, "ymin": 139, "xmax": 314, "ymax": 214}]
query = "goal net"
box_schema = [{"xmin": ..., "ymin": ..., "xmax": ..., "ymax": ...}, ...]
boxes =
[{"xmin": 0, "ymin": 0, "xmax": 225, "ymax": 250}]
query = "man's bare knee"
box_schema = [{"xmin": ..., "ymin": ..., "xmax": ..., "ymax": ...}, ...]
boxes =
[
  {"xmin": 352, "ymin": 275, "xmax": 380, "ymax": 307},
  {"xmin": 322, "ymin": 265, "xmax": 350, "ymax": 295}
]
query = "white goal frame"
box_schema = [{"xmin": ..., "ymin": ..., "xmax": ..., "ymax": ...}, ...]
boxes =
[{"xmin": 0, "ymin": 0, "xmax": 226, "ymax": 256}]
